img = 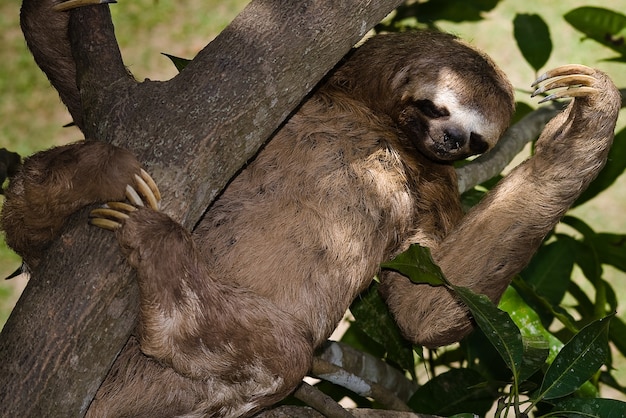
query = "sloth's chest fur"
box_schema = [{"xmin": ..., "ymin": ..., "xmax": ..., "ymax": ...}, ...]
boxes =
[{"xmin": 193, "ymin": 93, "xmax": 461, "ymax": 345}]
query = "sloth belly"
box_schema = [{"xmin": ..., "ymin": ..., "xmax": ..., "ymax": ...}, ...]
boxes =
[{"xmin": 194, "ymin": 108, "xmax": 418, "ymax": 346}]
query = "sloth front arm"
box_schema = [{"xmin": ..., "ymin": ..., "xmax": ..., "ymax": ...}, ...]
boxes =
[{"xmin": 380, "ymin": 65, "xmax": 621, "ymax": 348}]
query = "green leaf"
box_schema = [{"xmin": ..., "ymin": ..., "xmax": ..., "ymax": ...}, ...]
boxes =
[
  {"xmin": 161, "ymin": 53, "xmax": 192, "ymax": 72},
  {"xmin": 591, "ymin": 233, "xmax": 626, "ymax": 272},
  {"xmin": 414, "ymin": 0, "xmax": 499, "ymax": 23},
  {"xmin": 564, "ymin": 7, "xmax": 626, "ymax": 58},
  {"xmin": 511, "ymin": 101, "xmax": 535, "ymax": 125},
  {"xmin": 381, "ymin": 244, "xmax": 446, "ymax": 286},
  {"xmin": 572, "ymin": 239, "xmax": 603, "ymax": 287},
  {"xmin": 453, "ymin": 286, "xmax": 523, "ymax": 374},
  {"xmin": 460, "ymin": 186, "xmax": 487, "ymax": 209},
  {"xmin": 553, "ymin": 397, "xmax": 626, "ymax": 417},
  {"xmin": 519, "ymin": 336, "xmax": 550, "ymax": 382},
  {"xmin": 575, "ymin": 128, "xmax": 626, "ymax": 206},
  {"xmin": 562, "ymin": 215, "xmax": 597, "ymax": 240},
  {"xmin": 462, "ymin": 328, "xmax": 511, "ymax": 382},
  {"xmin": 349, "ymin": 284, "xmax": 416, "ymax": 372},
  {"xmin": 560, "ymin": 217, "xmax": 603, "ymax": 284},
  {"xmin": 499, "ymin": 287, "xmax": 555, "ymax": 379},
  {"xmin": 609, "ymin": 316, "xmax": 626, "ymax": 358},
  {"xmin": 520, "ymin": 237, "xmax": 576, "ymax": 305},
  {"xmin": 512, "ymin": 276, "xmax": 578, "ymax": 333},
  {"xmin": 537, "ymin": 315, "xmax": 613, "ymax": 400},
  {"xmin": 513, "ymin": 13, "xmax": 552, "ymax": 71},
  {"xmin": 567, "ymin": 280, "xmax": 596, "ymax": 320},
  {"xmin": 408, "ymin": 368, "xmax": 493, "ymax": 415}
]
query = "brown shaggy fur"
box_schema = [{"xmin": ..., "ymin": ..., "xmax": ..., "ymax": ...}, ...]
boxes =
[{"xmin": 2, "ymin": 3, "xmax": 621, "ymax": 416}]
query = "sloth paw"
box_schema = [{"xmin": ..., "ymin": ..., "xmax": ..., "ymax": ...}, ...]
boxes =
[
  {"xmin": 531, "ymin": 64, "xmax": 598, "ymax": 103},
  {"xmin": 52, "ymin": 0, "xmax": 117, "ymax": 12},
  {"xmin": 89, "ymin": 169, "xmax": 161, "ymax": 231}
]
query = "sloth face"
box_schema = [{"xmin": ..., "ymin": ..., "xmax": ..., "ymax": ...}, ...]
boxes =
[
  {"xmin": 393, "ymin": 68, "xmax": 512, "ymax": 163},
  {"xmin": 337, "ymin": 32, "xmax": 515, "ymax": 163}
]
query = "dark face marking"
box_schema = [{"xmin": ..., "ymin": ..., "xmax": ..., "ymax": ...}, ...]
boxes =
[
  {"xmin": 469, "ymin": 133, "xmax": 489, "ymax": 154},
  {"xmin": 396, "ymin": 100, "xmax": 494, "ymax": 163},
  {"xmin": 413, "ymin": 99, "xmax": 450, "ymax": 119}
]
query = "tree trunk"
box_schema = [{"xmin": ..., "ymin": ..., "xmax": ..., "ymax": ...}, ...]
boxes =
[{"xmin": 0, "ymin": 0, "xmax": 403, "ymax": 415}]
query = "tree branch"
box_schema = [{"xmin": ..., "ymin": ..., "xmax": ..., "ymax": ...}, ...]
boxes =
[
  {"xmin": 75, "ymin": 0, "xmax": 408, "ymax": 226},
  {"xmin": 316, "ymin": 341, "xmax": 418, "ymax": 403},
  {"xmin": 66, "ymin": 3, "xmax": 133, "ymax": 135},
  {"xmin": 311, "ymin": 357, "xmax": 413, "ymax": 412},
  {"xmin": 258, "ymin": 405, "xmax": 441, "ymax": 418},
  {"xmin": 293, "ymin": 381, "xmax": 355, "ymax": 418},
  {"xmin": 0, "ymin": 0, "xmax": 404, "ymax": 416}
]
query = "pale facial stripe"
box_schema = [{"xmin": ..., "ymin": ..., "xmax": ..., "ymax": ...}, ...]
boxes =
[{"xmin": 431, "ymin": 87, "xmax": 499, "ymax": 146}]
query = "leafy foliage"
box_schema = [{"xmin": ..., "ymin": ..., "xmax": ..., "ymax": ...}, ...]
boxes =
[
  {"xmin": 349, "ymin": 283, "xmax": 417, "ymax": 372},
  {"xmin": 513, "ymin": 14, "xmax": 552, "ymax": 72},
  {"xmin": 408, "ymin": 368, "xmax": 494, "ymax": 415},
  {"xmin": 564, "ymin": 7, "xmax": 626, "ymax": 60},
  {"xmin": 380, "ymin": 245, "xmax": 445, "ymax": 286},
  {"xmin": 381, "ymin": 243, "xmax": 620, "ymax": 416}
]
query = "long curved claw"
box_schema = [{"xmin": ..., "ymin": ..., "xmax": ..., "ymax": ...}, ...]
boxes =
[
  {"xmin": 89, "ymin": 217, "xmax": 122, "ymax": 231},
  {"xmin": 531, "ymin": 64, "xmax": 598, "ymax": 103},
  {"xmin": 531, "ymin": 64, "xmax": 595, "ymax": 87},
  {"xmin": 536, "ymin": 87, "xmax": 598, "ymax": 104},
  {"xmin": 89, "ymin": 202, "xmax": 137, "ymax": 230},
  {"xmin": 531, "ymin": 74, "xmax": 596, "ymax": 97},
  {"xmin": 124, "ymin": 178, "xmax": 161, "ymax": 211},
  {"xmin": 52, "ymin": 0, "xmax": 116, "ymax": 12},
  {"xmin": 125, "ymin": 185, "xmax": 145, "ymax": 207},
  {"xmin": 137, "ymin": 169, "xmax": 162, "ymax": 210},
  {"xmin": 88, "ymin": 168, "xmax": 161, "ymax": 231}
]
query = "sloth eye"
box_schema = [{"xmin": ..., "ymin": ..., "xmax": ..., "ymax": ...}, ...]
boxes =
[{"xmin": 414, "ymin": 99, "xmax": 450, "ymax": 119}]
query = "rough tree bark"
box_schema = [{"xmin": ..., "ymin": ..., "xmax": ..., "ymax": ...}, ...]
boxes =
[{"xmin": 0, "ymin": 0, "xmax": 404, "ymax": 415}]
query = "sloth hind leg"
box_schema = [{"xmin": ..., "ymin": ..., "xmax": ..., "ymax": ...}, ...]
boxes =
[{"xmin": 90, "ymin": 176, "xmax": 313, "ymax": 417}]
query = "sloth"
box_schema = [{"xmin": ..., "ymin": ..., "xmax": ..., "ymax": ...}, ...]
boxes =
[{"xmin": 2, "ymin": 4, "xmax": 621, "ymax": 417}]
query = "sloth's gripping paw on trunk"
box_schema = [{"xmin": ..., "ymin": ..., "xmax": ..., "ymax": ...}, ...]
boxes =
[
  {"xmin": 88, "ymin": 168, "xmax": 171, "ymax": 272},
  {"xmin": 0, "ymin": 141, "xmax": 148, "ymax": 269},
  {"xmin": 531, "ymin": 64, "xmax": 598, "ymax": 102},
  {"xmin": 89, "ymin": 169, "xmax": 161, "ymax": 231}
]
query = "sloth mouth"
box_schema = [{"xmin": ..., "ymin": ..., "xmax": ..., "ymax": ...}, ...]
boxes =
[
  {"xmin": 422, "ymin": 133, "xmax": 470, "ymax": 162},
  {"xmin": 424, "ymin": 129, "xmax": 491, "ymax": 162}
]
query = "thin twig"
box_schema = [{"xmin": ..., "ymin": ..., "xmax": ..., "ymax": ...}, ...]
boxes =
[{"xmin": 293, "ymin": 381, "xmax": 355, "ymax": 418}]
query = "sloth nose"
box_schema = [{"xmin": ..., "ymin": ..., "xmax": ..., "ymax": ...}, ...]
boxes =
[{"xmin": 443, "ymin": 128, "xmax": 466, "ymax": 150}]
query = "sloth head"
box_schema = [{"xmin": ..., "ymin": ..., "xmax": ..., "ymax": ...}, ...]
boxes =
[
  {"xmin": 398, "ymin": 96, "xmax": 488, "ymax": 162},
  {"xmin": 392, "ymin": 64, "xmax": 513, "ymax": 162},
  {"xmin": 334, "ymin": 31, "xmax": 515, "ymax": 163}
]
